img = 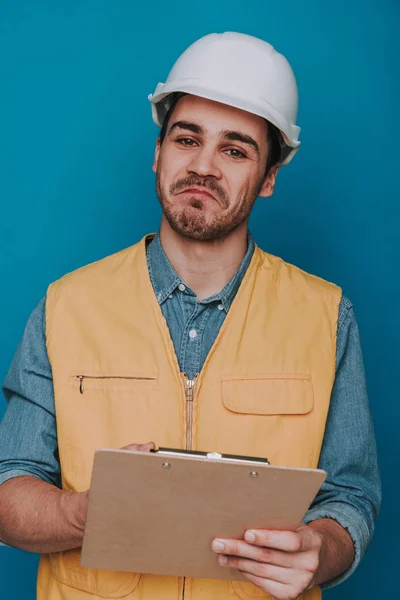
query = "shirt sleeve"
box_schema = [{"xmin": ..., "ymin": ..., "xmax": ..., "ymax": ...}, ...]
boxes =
[
  {"xmin": 0, "ymin": 297, "xmax": 61, "ymax": 488},
  {"xmin": 303, "ymin": 295, "xmax": 381, "ymax": 588}
]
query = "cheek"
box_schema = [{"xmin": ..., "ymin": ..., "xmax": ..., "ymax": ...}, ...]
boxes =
[
  {"xmin": 163, "ymin": 147, "xmax": 191, "ymax": 173},
  {"xmin": 226, "ymin": 172, "xmax": 254, "ymax": 201},
  {"xmin": 160, "ymin": 159, "xmax": 190, "ymax": 190},
  {"xmin": 240, "ymin": 167, "xmax": 265, "ymax": 195}
]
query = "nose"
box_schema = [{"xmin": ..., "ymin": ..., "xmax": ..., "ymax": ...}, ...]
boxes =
[{"xmin": 186, "ymin": 144, "xmax": 222, "ymax": 179}]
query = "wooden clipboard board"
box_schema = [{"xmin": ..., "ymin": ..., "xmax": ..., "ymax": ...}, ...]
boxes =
[{"xmin": 81, "ymin": 448, "xmax": 326, "ymax": 581}]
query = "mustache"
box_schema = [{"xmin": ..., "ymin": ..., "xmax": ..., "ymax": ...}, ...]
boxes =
[{"xmin": 169, "ymin": 176, "xmax": 228, "ymax": 206}]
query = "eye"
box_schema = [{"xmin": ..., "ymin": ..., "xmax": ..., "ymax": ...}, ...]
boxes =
[
  {"xmin": 225, "ymin": 148, "xmax": 247, "ymax": 159},
  {"xmin": 176, "ymin": 137, "xmax": 198, "ymax": 147}
]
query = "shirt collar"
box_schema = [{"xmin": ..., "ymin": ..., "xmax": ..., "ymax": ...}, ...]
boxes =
[
  {"xmin": 146, "ymin": 231, "xmax": 255, "ymax": 311},
  {"xmin": 146, "ymin": 233, "xmax": 182, "ymax": 304}
]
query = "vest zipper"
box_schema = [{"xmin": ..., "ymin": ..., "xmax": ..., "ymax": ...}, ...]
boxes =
[
  {"xmin": 185, "ymin": 377, "xmax": 196, "ymax": 451},
  {"xmin": 182, "ymin": 376, "xmax": 196, "ymax": 600},
  {"xmin": 76, "ymin": 375, "xmax": 155, "ymax": 394},
  {"xmin": 182, "ymin": 578, "xmax": 186, "ymax": 600}
]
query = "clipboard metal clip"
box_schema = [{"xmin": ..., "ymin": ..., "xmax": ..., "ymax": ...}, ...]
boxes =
[
  {"xmin": 206, "ymin": 452, "xmax": 222, "ymax": 459},
  {"xmin": 153, "ymin": 447, "xmax": 270, "ymax": 465}
]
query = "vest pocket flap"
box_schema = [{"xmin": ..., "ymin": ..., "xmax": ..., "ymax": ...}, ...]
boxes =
[{"xmin": 222, "ymin": 375, "xmax": 314, "ymax": 415}]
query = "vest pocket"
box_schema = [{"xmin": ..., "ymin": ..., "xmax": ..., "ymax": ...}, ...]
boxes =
[
  {"xmin": 70, "ymin": 373, "xmax": 158, "ymax": 394},
  {"xmin": 49, "ymin": 548, "xmax": 141, "ymax": 597},
  {"xmin": 221, "ymin": 375, "xmax": 314, "ymax": 415}
]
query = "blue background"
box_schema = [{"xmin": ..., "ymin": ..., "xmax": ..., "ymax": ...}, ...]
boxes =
[{"xmin": 1, "ymin": 1, "xmax": 398, "ymax": 597}]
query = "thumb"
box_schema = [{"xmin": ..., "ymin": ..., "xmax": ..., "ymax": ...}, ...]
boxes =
[{"xmin": 121, "ymin": 441, "xmax": 156, "ymax": 452}]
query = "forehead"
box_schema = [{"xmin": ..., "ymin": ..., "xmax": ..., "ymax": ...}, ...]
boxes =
[{"xmin": 169, "ymin": 95, "xmax": 268, "ymax": 141}]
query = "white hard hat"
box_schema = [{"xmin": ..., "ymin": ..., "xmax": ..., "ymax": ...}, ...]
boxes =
[{"xmin": 148, "ymin": 32, "xmax": 301, "ymax": 166}]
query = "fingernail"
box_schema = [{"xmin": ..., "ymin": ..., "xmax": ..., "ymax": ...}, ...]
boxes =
[
  {"xmin": 212, "ymin": 540, "xmax": 225, "ymax": 552},
  {"xmin": 245, "ymin": 531, "xmax": 256, "ymax": 543},
  {"xmin": 218, "ymin": 555, "xmax": 228, "ymax": 565}
]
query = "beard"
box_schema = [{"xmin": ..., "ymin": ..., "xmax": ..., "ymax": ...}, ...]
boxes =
[{"xmin": 156, "ymin": 170, "xmax": 264, "ymax": 243}]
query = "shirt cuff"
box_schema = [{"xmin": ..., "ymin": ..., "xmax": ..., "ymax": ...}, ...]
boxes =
[
  {"xmin": 0, "ymin": 469, "xmax": 47, "ymax": 486},
  {"xmin": 302, "ymin": 502, "xmax": 371, "ymax": 589}
]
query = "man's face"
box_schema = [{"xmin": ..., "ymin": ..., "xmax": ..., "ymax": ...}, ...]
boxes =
[{"xmin": 152, "ymin": 95, "xmax": 278, "ymax": 242}]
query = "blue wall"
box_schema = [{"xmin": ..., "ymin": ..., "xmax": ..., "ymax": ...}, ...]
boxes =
[{"xmin": 1, "ymin": 1, "xmax": 398, "ymax": 597}]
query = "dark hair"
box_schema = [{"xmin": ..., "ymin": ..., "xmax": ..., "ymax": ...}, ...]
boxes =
[{"xmin": 159, "ymin": 94, "xmax": 282, "ymax": 176}]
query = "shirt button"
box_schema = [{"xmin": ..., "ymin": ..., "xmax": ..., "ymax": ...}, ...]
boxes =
[
  {"xmin": 189, "ymin": 329, "xmax": 197, "ymax": 339},
  {"xmin": 217, "ymin": 304, "xmax": 224, "ymax": 311},
  {"xmin": 168, "ymin": 294, "xmax": 173, "ymax": 299},
  {"xmin": 178, "ymin": 283, "xmax": 186, "ymax": 292}
]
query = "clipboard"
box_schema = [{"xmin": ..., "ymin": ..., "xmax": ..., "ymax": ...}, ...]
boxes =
[{"xmin": 81, "ymin": 448, "xmax": 326, "ymax": 581}]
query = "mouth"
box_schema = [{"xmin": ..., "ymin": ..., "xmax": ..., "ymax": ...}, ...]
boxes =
[{"xmin": 178, "ymin": 188, "xmax": 215, "ymax": 200}]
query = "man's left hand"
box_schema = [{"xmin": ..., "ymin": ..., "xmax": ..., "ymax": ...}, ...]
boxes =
[{"xmin": 211, "ymin": 525, "xmax": 323, "ymax": 600}]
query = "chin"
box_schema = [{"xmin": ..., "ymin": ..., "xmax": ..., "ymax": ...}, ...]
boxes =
[{"xmin": 170, "ymin": 214, "xmax": 229, "ymax": 243}]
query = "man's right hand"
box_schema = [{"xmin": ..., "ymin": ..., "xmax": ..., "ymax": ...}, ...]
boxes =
[
  {"xmin": 77, "ymin": 441, "xmax": 156, "ymax": 528},
  {"xmin": 0, "ymin": 441, "xmax": 155, "ymax": 553}
]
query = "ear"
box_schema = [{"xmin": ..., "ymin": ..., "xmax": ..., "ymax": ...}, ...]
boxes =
[
  {"xmin": 152, "ymin": 137, "xmax": 161, "ymax": 173},
  {"xmin": 258, "ymin": 164, "xmax": 280, "ymax": 198}
]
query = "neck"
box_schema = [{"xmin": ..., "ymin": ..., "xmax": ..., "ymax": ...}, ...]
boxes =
[{"xmin": 159, "ymin": 217, "xmax": 249, "ymax": 300}]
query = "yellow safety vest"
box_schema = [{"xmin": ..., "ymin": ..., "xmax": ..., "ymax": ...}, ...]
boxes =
[{"xmin": 38, "ymin": 235, "xmax": 341, "ymax": 600}]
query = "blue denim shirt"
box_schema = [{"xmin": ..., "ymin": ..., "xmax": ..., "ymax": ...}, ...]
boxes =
[{"xmin": 0, "ymin": 233, "xmax": 381, "ymax": 588}]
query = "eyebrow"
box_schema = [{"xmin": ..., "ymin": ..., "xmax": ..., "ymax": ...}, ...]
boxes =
[
  {"xmin": 168, "ymin": 121, "xmax": 203, "ymax": 135},
  {"xmin": 168, "ymin": 121, "xmax": 260, "ymax": 157}
]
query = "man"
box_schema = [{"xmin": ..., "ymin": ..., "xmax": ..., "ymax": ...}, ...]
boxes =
[{"xmin": 0, "ymin": 32, "xmax": 380, "ymax": 600}]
